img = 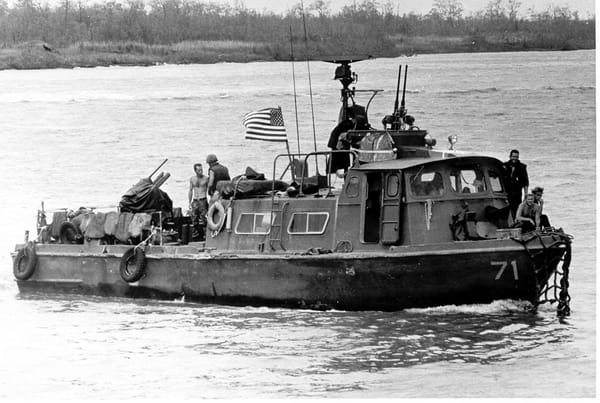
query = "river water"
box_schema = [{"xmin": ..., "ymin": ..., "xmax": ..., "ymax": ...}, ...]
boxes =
[{"xmin": 0, "ymin": 50, "xmax": 595, "ymax": 398}]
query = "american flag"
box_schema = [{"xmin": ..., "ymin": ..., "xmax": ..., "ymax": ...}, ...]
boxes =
[{"xmin": 242, "ymin": 107, "xmax": 287, "ymax": 142}]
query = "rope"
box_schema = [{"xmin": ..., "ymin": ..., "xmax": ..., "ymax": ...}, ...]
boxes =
[
  {"xmin": 134, "ymin": 226, "xmax": 158, "ymax": 251},
  {"xmin": 515, "ymin": 228, "xmax": 573, "ymax": 317}
]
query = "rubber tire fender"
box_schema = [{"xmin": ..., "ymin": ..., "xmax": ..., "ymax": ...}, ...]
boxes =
[
  {"xmin": 207, "ymin": 201, "xmax": 226, "ymax": 233},
  {"xmin": 59, "ymin": 222, "xmax": 83, "ymax": 244},
  {"xmin": 13, "ymin": 243, "xmax": 37, "ymax": 280},
  {"xmin": 119, "ymin": 247, "xmax": 146, "ymax": 283}
]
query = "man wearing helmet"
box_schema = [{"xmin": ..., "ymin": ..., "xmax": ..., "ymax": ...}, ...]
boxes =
[{"xmin": 206, "ymin": 154, "xmax": 231, "ymax": 200}]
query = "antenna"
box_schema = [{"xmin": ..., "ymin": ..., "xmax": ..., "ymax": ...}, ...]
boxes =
[
  {"xmin": 300, "ymin": 0, "xmax": 319, "ymax": 174},
  {"xmin": 289, "ymin": 25, "xmax": 301, "ymax": 155}
]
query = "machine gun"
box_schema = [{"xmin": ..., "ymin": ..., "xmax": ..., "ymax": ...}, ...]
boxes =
[{"xmin": 383, "ymin": 64, "xmax": 410, "ymax": 130}]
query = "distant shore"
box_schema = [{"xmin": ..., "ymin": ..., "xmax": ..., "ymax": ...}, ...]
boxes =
[{"xmin": 0, "ymin": 35, "xmax": 594, "ymax": 71}]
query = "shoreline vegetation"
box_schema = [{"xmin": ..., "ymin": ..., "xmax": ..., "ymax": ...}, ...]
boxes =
[{"xmin": 0, "ymin": 0, "xmax": 594, "ymax": 70}]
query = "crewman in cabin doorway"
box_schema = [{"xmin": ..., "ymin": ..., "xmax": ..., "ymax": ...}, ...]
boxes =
[
  {"xmin": 189, "ymin": 163, "xmax": 208, "ymax": 242},
  {"xmin": 502, "ymin": 149, "xmax": 529, "ymax": 219}
]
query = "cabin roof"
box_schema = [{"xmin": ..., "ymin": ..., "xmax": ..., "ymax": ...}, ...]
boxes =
[{"xmin": 351, "ymin": 153, "xmax": 500, "ymax": 171}]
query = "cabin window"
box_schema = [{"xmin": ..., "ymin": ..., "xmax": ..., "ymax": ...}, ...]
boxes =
[
  {"xmin": 489, "ymin": 171, "xmax": 503, "ymax": 192},
  {"xmin": 288, "ymin": 212, "xmax": 329, "ymax": 234},
  {"xmin": 346, "ymin": 176, "xmax": 360, "ymax": 198},
  {"xmin": 409, "ymin": 171, "xmax": 444, "ymax": 197},
  {"xmin": 235, "ymin": 213, "xmax": 272, "ymax": 234},
  {"xmin": 450, "ymin": 168, "xmax": 486, "ymax": 194},
  {"xmin": 386, "ymin": 174, "xmax": 400, "ymax": 197}
]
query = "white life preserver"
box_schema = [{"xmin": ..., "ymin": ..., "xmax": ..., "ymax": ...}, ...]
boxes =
[{"xmin": 207, "ymin": 200, "xmax": 226, "ymax": 234}]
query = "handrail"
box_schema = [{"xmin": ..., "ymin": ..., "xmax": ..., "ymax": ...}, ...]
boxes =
[{"xmin": 271, "ymin": 150, "xmax": 358, "ymax": 197}]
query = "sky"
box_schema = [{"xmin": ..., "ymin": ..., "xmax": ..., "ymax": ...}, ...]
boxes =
[{"xmin": 235, "ymin": 0, "xmax": 596, "ymax": 17}]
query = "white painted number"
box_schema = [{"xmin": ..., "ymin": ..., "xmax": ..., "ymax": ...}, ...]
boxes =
[{"xmin": 491, "ymin": 260, "xmax": 519, "ymax": 280}]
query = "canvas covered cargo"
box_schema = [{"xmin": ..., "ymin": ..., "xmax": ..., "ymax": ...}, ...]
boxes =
[{"xmin": 119, "ymin": 178, "xmax": 173, "ymax": 213}]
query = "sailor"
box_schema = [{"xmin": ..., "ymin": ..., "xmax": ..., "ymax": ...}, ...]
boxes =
[
  {"xmin": 532, "ymin": 186, "xmax": 551, "ymax": 229},
  {"xmin": 327, "ymin": 117, "xmax": 355, "ymax": 173},
  {"xmin": 206, "ymin": 154, "xmax": 231, "ymax": 200},
  {"xmin": 404, "ymin": 115, "xmax": 416, "ymax": 129},
  {"xmin": 514, "ymin": 193, "xmax": 540, "ymax": 233},
  {"xmin": 188, "ymin": 163, "xmax": 209, "ymax": 241},
  {"xmin": 502, "ymin": 149, "xmax": 529, "ymax": 219}
]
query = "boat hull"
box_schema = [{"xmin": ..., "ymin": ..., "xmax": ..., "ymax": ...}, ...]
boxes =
[{"xmin": 12, "ymin": 235, "xmax": 568, "ymax": 311}]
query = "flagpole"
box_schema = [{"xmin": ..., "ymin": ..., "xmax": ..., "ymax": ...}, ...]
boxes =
[{"xmin": 279, "ymin": 106, "xmax": 296, "ymax": 183}]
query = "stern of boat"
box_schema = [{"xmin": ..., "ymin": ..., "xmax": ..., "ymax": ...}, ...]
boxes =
[{"xmin": 518, "ymin": 228, "xmax": 573, "ymax": 316}]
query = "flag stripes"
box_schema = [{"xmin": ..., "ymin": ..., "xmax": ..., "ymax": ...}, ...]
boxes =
[{"xmin": 243, "ymin": 107, "xmax": 287, "ymax": 142}]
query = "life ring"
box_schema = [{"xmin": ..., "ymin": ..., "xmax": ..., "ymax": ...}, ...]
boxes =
[
  {"xmin": 59, "ymin": 222, "xmax": 83, "ymax": 244},
  {"xmin": 207, "ymin": 201, "xmax": 226, "ymax": 233},
  {"xmin": 13, "ymin": 243, "xmax": 37, "ymax": 280},
  {"xmin": 119, "ymin": 247, "xmax": 146, "ymax": 283}
]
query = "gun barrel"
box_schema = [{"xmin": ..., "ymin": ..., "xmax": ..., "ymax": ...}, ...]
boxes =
[
  {"xmin": 394, "ymin": 65, "xmax": 402, "ymax": 113},
  {"xmin": 400, "ymin": 65, "xmax": 408, "ymax": 109},
  {"xmin": 149, "ymin": 158, "xmax": 168, "ymax": 179}
]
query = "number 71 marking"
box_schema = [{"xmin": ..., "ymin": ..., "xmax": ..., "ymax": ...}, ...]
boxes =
[{"xmin": 491, "ymin": 260, "xmax": 519, "ymax": 280}]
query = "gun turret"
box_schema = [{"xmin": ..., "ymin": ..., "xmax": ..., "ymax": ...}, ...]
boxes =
[{"xmin": 383, "ymin": 64, "xmax": 408, "ymax": 130}]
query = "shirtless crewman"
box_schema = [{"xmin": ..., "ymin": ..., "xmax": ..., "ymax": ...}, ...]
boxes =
[{"xmin": 188, "ymin": 163, "xmax": 209, "ymax": 241}]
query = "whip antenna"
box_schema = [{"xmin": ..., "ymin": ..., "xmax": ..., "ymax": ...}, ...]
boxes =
[
  {"xmin": 301, "ymin": 0, "xmax": 319, "ymax": 174},
  {"xmin": 289, "ymin": 25, "xmax": 301, "ymax": 155}
]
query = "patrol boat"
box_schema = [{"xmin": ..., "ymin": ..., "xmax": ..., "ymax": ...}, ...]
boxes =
[{"xmin": 11, "ymin": 58, "xmax": 573, "ymax": 315}]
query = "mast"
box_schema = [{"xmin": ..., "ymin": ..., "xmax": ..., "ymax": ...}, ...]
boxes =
[{"xmin": 322, "ymin": 56, "xmax": 369, "ymax": 122}]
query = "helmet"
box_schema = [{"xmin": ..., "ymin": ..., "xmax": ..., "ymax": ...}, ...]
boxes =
[{"xmin": 206, "ymin": 154, "xmax": 218, "ymax": 164}]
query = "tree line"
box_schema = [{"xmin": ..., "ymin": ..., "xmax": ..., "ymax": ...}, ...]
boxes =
[{"xmin": 0, "ymin": 0, "xmax": 595, "ymax": 57}]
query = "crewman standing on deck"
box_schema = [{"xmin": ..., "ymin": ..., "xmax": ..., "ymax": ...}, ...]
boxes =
[
  {"xmin": 206, "ymin": 154, "xmax": 230, "ymax": 200},
  {"xmin": 189, "ymin": 163, "xmax": 209, "ymax": 241},
  {"xmin": 502, "ymin": 149, "xmax": 529, "ymax": 219}
]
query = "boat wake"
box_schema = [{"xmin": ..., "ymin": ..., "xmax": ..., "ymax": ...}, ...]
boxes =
[{"xmin": 406, "ymin": 299, "xmax": 534, "ymax": 315}]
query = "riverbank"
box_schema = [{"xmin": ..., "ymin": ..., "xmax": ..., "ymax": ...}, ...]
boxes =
[
  {"xmin": 0, "ymin": 40, "xmax": 275, "ymax": 70},
  {"xmin": 0, "ymin": 34, "xmax": 593, "ymax": 70}
]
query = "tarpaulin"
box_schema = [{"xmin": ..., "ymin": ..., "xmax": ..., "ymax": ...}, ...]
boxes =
[{"xmin": 119, "ymin": 178, "xmax": 173, "ymax": 214}]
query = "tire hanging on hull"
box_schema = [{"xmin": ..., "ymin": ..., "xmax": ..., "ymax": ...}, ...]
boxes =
[
  {"xmin": 119, "ymin": 247, "xmax": 147, "ymax": 283},
  {"xmin": 13, "ymin": 243, "xmax": 37, "ymax": 280}
]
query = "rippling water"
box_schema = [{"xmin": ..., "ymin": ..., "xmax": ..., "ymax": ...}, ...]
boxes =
[{"xmin": 0, "ymin": 50, "xmax": 595, "ymax": 398}]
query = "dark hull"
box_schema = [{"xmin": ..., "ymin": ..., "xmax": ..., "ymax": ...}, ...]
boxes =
[{"xmin": 13, "ymin": 235, "xmax": 568, "ymax": 311}]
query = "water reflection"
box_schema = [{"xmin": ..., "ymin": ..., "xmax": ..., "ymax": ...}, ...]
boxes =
[
  {"xmin": 2, "ymin": 291, "xmax": 578, "ymax": 398},
  {"xmin": 189, "ymin": 305, "xmax": 574, "ymax": 373},
  {"xmin": 14, "ymin": 293, "xmax": 573, "ymax": 373}
]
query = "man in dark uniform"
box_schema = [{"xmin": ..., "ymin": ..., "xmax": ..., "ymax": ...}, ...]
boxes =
[
  {"xmin": 206, "ymin": 154, "xmax": 231, "ymax": 199},
  {"xmin": 502, "ymin": 149, "xmax": 529, "ymax": 219}
]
